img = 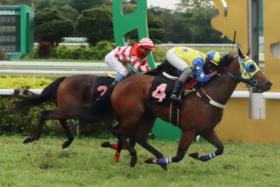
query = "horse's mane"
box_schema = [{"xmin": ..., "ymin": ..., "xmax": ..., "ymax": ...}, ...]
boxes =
[{"xmin": 217, "ymin": 53, "xmax": 236, "ymax": 73}]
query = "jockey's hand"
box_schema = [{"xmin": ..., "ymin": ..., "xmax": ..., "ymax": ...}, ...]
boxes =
[{"xmin": 208, "ymin": 71, "xmax": 218, "ymax": 79}]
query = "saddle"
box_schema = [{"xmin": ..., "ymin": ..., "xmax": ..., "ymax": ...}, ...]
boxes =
[
  {"xmin": 149, "ymin": 73, "xmax": 198, "ymax": 126},
  {"xmin": 149, "ymin": 73, "xmax": 198, "ymax": 106}
]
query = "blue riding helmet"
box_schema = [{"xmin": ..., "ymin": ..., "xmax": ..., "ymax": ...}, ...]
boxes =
[{"xmin": 207, "ymin": 51, "xmax": 221, "ymax": 66}]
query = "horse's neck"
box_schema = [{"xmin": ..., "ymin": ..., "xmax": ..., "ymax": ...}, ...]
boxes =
[{"xmin": 203, "ymin": 74, "xmax": 239, "ymax": 105}]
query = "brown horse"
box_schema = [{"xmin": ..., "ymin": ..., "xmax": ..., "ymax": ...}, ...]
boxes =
[
  {"xmin": 107, "ymin": 49, "xmax": 272, "ymax": 170},
  {"xmin": 15, "ymin": 74, "xmax": 114, "ymax": 148}
]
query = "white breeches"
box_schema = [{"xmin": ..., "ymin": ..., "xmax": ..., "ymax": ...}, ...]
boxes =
[
  {"xmin": 105, "ymin": 50, "xmax": 128, "ymax": 76},
  {"xmin": 166, "ymin": 48, "xmax": 189, "ymax": 71}
]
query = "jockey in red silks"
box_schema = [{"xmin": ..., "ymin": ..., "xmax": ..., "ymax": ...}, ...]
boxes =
[
  {"xmin": 105, "ymin": 37, "xmax": 156, "ymax": 86},
  {"xmin": 102, "ymin": 38, "xmax": 155, "ymax": 162}
]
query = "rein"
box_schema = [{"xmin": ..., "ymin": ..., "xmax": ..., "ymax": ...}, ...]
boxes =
[
  {"xmin": 194, "ymin": 55, "xmax": 257, "ymax": 109},
  {"xmin": 225, "ymin": 71, "xmax": 256, "ymax": 84}
]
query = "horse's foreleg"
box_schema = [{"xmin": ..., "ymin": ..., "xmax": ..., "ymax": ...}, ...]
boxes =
[
  {"xmin": 146, "ymin": 130, "xmax": 195, "ymax": 167},
  {"xmin": 141, "ymin": 141, "xmax": 168, "ymax": 171},
  {"xmin": 60, "ymin": 119, "xmax": 74, "ymax": 149},
  {"xmin": 189, "ymin": 130, "xmax": 224, "ymax": 162},
  {"xmin": 23, "ymin": 110, "xmax": 50, "ymax": 144}
]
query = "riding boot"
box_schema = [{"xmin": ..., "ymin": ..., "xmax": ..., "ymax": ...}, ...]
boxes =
[
  {"xmin": 108, "ymin": 74, "xmax": 125, "ymax": 92},
  {"xmin": 170, "ymin": 80, "xmax": 184, "ymax": 104}
]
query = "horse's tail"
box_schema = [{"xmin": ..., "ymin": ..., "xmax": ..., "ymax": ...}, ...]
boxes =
[{"xmin": 15, "ymin": 76, "xmax": 66, "ymax": 109}]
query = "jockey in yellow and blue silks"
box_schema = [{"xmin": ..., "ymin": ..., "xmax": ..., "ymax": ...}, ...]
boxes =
[{"xmin": 166, "ymin": 47, "xmax": 221, "ymax": 103}]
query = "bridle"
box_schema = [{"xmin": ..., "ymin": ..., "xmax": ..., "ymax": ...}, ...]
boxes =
[
  {"xmin": 196, "ymin": 55, "xmax": 259, "ymax": 109},
  {"xmin": 223, "ymin": 56, "xmax": 257, "ymax": 86}
]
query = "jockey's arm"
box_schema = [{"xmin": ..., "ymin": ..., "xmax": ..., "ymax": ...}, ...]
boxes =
[
  {"xmin": 193, "ymin": 59, "xmax": 217, "ymax": 83},
  {"xmin": 131, "ymin": 57, "xmax": 151, "ymax": 73}
]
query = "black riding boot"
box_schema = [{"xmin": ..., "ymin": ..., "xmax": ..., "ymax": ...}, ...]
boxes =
[{"xmin": 170, "ymin": 80, "xmax": 184, "ymax": 103}]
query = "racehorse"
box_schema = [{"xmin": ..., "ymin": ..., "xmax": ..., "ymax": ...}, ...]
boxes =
[
  {"xmin": 15, "ymin": 74, "xmax": 114, "ymax": 148},
  {"xmin": 107, "ymin": 49, "xmax": 272, "ymax": 170},
  {"xmin": 15, "ymin": 61, "xmax": 178, "ymax": 152}
]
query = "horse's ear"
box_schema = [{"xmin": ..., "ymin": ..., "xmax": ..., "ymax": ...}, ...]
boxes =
[{"xmin": 238, "ymin": 47, "xmax": 246, "ymax": 59}]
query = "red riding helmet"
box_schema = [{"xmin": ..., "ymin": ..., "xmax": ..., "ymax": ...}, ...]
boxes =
[{"xmin": 139, "ymin": 37, "xmax": 156, "ymax": 50}]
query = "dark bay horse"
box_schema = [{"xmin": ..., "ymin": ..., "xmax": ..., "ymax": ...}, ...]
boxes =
[
  {"xmin": 15, "ymin": 74, "xmax": 114, "ymax": 148},
  {"xmin": 15, "ymin": 61, "xmax": 178, "ymax": 152},
  {"xmin": 108, "ymin": 49, "xmax": 272, "ymax": 170}
]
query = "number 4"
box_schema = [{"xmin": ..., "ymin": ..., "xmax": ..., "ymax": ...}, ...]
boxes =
[{"xmin": 152, "ymin": 83, "xmax": 167, "ymax": 102}]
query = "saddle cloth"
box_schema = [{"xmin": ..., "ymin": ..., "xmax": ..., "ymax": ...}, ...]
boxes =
[{"xmin": 149, "ymin": 74, "xmax": 198, "ymax": 106}]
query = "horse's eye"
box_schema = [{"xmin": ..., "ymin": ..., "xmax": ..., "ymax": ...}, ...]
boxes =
[{"xmin": 246, "ymin": 64, "xmax": 256, "ymax": 72}]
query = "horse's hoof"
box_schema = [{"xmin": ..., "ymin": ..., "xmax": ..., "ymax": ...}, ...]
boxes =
[
  {"xmin": 101, "ymin": 141, "xmax": 112, "ymax": 148},
  {"xmin": 198, "ymin": 155, "xmax": 210, "ymax": 162},
  {"xmin": 14, "ymin": 89, "xmax": 20, "ymax": 95},
  {"xmin": 112, "ymin": 158, "xmax": 119, "ymax": 164},
  {"xmin": 189, "ymin": 152, "xmax": 199, "ymax": 159},
  {"xmin": 130, "ymin": 157, "xmax": 137, "ymax": 167},
  {"xmin": 145, "ymin": 157, "xmax": 157, "ymax": 164},
  {"xmin": 160, "ymin": 164, "xmax": 168, "ymax": 171},
  {"xmin": 23, "ymin": 136, "xmax": 33, "ymax": 144},
  {"xmin": 62, "ymin": 141, "xmax": 72, "ymax": 149}
]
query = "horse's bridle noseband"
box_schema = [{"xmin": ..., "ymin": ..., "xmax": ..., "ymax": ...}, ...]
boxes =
[
  {"xmin": 225, "ymin": 71, "xmax": 257, "ymax": 85},
  {"xmin": 223, "ymin": 56, "xmax": 257, "ymax": 86}
]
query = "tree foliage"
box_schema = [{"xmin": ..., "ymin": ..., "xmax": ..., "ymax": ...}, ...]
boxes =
[
  {"xmin": 34, "ymin": 8, "xmax": 74, "ymax": 44},
  {"xmin": 76, "ymin": 5, "xmax": 113, "ymax": 45},
  {"xmin": 29, "ymin": 0, "xmax": 229, "ymax": 46},
  {"xmin": 70, "ymin": 0, "xmax": 110, "ymax": 12},
  {"xmin": 0, "ymin": 0, "xmax": 32, "ymax": 5}
]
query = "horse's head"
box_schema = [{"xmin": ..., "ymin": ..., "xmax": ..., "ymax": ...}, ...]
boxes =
[{"xmin": 218, "ymin": 48, "xmax": 272, "ymax": 93}]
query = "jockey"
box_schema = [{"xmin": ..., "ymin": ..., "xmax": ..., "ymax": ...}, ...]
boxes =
[
  {"xmin": 166, "ymin": 47, "xmax": 221, "ymax": 103},
  {"xmin": 105, "ymin": 37, "xmax": 156, "ymax": 86}
]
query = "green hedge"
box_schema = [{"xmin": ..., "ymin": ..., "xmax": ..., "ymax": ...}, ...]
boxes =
[
  {"xmin": 0, "ymin": 77, "xmax": 51, "ymax": 89},
  {"xmin": 0, "ymin": 96, "xmax": 56, "ymax": 135},
  {"xmin": 23, "ymin": 40, "xmax": 166, "ymax": 63},
  {"xmin": 0, "ymin": 77, "xmax": 55, "ymax": 134},
  {"xmin": 52, "ymin": 41, "xmax": 115, "ymax": 60},
  {"xmin": 0, "ymin": 77, "xmax": 113, "ymax": 136}
]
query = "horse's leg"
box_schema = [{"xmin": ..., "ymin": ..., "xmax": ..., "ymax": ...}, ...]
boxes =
[
  {"xmin": 132, "ymin": 118, "xmax": 168, "ymax": 170},
  {"xmin": 146, "ymin": 130, "xmax": 195, "ymax": 166},
  {"xmin": 24, "ymin": 109, "xmax": 75, "ymax": 149},
  {"xmin": 23, "ymin": 110, "xmax": 50, "ymax": 143},
  {"xmin": 139, "ymin": 140, "xmax": 168, "ymax": 171},
  {"xmin": 101, "ymin": 138, "xmax": 133, "ymax": 162},
  {"xmin": 189, "ymin": 130, "xmax": 224, "ymax": 162},
  {"xmin": 112, "ymin": 127, "xmax": 137, "ymax": 167},
  {"xmin": 59, "ymin": 119, "xmax": 74, "ymax": 149}
]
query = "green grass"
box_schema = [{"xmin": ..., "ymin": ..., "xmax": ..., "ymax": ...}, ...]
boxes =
[{"xmin": 0, "ymin": 136, "xmax": 280, "ymax": 187}]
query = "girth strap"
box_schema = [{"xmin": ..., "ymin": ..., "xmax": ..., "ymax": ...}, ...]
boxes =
[{"xmin": 169, "ymin": 101, "xmax": 180, "ymax": 126}]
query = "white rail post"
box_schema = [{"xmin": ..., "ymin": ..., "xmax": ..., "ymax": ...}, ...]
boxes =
[{"xmin": 248, "ymin": 0, "xmax": 265, "ymax": 119}]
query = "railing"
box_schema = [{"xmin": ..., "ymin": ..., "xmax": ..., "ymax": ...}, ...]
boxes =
[
  {"xmin": 0, "ymin": 61, "xmax": 113, "ymax": 75},
  {"xmin": 0, "ymin": 60, "xmax": 277, "ymax": 99}
]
